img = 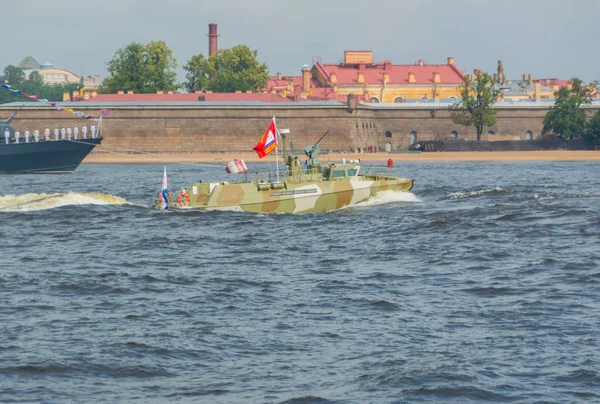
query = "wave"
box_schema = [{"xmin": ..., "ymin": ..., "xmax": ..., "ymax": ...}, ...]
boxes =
[
  {"xmin": 0, "ymin": 192, "xmax": 130, "ymax": 212},
  {"xmin": 278, "ymin": 396, "xmax": 332, "ymax": 404},
  {"xmin": 533, "ymin": 193, "xmax": 555, "ymax": 201},
  {"xmin": 448, "ymin": 187, "xmax": 507, "ymax": 199}
]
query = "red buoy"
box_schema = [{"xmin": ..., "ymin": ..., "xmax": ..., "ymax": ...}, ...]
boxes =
[{"xmin": 387, "ymin": 158, "xmax": 393, "ymax": 168}]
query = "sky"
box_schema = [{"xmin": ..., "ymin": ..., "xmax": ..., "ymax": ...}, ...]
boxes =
[{"xmin": 1, "ymin": 0, "xmax": 598, "ymax": 84}]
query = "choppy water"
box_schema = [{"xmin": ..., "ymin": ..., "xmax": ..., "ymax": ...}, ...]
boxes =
[{"xmin": 1, "ymin": 161, "xmax": 599, "ymax": 403}]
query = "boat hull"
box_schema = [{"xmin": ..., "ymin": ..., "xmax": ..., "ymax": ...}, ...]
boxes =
[
  {"xmin": 0, "ymin": 138, "xmax": 102, "ymax": 173},
  {"xmin": 165, "ymin": 176, "xmax": 414, "ymax": 214}
]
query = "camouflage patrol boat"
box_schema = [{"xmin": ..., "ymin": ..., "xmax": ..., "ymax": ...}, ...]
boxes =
[{"xmin": 155, "ymin": 131, "xmax": 413, "ymax": 214}]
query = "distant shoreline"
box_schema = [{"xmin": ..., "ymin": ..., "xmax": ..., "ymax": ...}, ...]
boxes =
[{"xmin": 83, "ymin": 150, "xmax": 600, "ymax": 164}]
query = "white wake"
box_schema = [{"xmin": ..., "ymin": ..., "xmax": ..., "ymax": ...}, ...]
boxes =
[
  {"xmin": 0, "ymin": 192, "xmax": 130, "ymax": 212},
  {"xmin": 353, "ymin": 190, "xmax": 421, "ymax": 208}
]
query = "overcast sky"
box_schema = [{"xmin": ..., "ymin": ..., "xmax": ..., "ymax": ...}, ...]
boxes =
[{"xmin": 1, "ymin": 0, "xmax": 598, "ymax": 84}]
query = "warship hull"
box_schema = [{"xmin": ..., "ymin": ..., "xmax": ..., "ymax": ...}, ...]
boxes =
[{"xmin": 0, "ymin": 138, "xmax": 102, "ymax": 174}]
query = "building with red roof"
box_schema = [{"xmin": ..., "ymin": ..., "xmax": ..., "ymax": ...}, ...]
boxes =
[
  {"xmin": 267, "ymin": 50, "xmax": 466, "ymax": 103},
  {"xmin": 533, "ymin": 78, "xmax": 573, "ymax": 92}
]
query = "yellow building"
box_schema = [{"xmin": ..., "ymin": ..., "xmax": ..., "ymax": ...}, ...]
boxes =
[
  {"xmin": 17, "ymin": 55, "xmax": 101, "ymax": 99},
  {"xmin": 268, "ymin": 51, "xmax": 466, "ymax": 102}
]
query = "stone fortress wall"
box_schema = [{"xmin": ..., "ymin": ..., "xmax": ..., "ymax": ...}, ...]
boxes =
[{"xmin": 2, "ymin": 103, "xmax": 598, "ymax": 154}]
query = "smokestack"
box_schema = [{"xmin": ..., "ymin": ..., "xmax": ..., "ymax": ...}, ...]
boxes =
[
  {"xmin": 497, "ymin": 60, "xmax": 505, "ymax": 85},
  {"xmin": 208, "ymin": 23, "xmax": 218, "ymax": 57},
  {"xmin": 301, "ymin": 64, "xmax": 310, "ymax": 92}
]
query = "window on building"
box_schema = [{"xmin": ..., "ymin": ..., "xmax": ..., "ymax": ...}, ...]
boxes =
[
  {"xmin": 526, "ymin": 130, "xmax": 533, "ymax": 140},
  {"xmin": 393, "ymin": 97, "xmax": 404, "ymax": 103},
  {"xmin": 451, "ymin": 131, "xmax": 458, "ymax": 139},
  {"xmin": 385, "ymin": 130, "xmax": 392, "ymax": 138},
  {"xmin": 369, "ymin": 97, "xmax": 379, "ymax": 103},
  {"xmin": 488, "ymin": 130, "xmax": 496, "ymax": 135}
]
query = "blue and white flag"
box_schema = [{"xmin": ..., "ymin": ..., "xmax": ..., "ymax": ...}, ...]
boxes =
[{"xmin": 160, "ymin": 166, "xmax": 169, "ymax": 210}]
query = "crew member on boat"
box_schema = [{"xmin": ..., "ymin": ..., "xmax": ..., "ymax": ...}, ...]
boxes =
[
  {"xmin": 34, "ymin": 129, "xmax": 39, "ymax": 142},
  {"xmin": 14, "ymin": 130, "xmax": 20, "ymax": 144},
  {"xmin": 82, "ymin": 124, "xmax": 88, "ymax": 139},
  {"xmin": 24, "ymin": 129, "xmax": 30, "ymax": 143},
  {"xmin": 44, "ymin": 126, "xmax": 50, "ymax": 141},
  {"xmin": 4, "ymin": 128, "xmax": 9, "ymax": 144},
  {"xmin": 60, "ymin": 127, "xmax": 66, "ymax": 140},
  {"xmin": 54, "ymin": 127, "xmax": 59, "ymax": 141},
  {"xmin": 91, "ymin": 123, "xmax": 96, "ymax": 139},
  {"xmin": 73, "ymin": 125, "xmax": 79, "ymax": 139},
  {"xmin": 67, "ymin": 127, "xmax": 72, "ymax": 140}
]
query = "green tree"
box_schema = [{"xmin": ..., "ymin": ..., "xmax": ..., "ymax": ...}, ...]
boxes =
[
  {"xmin": 584, "ymin": 109, "xmax": 600, "ymax": 146},
  {"xmin": 0, "ymin": 65, "xmax": 33, "ymax": 103},
  {"xmin": 2, "ymin": 65, "xmax": 26, "ymax": 85},
  {"xmin": 183, "ymin": 54, "xmax": 213, "ymax": 92},
  {"xmin": 29, "ymin": 70, "xmax": 44, "ymax": 86},
  {"xmin": 183, "ymin": 45, "xmax": 269, "ymax": 93},
  {"xmin": 102, "ymin": 41, "xmax": 179, "ymax": 93},
  {"xmin": 451, "ymin": 71, "xmax": 499, "ymax": 141},
  {"xmin": 542, "ymin": 78, "xmax": 597, "ymax": 140},
  {"xmin": 145, "ymin": 40, "xmax": 179, "ymax": 92}
]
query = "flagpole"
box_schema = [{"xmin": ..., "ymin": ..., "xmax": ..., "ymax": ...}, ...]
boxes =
[{"xmin": 273, "ymin": 116, "xmax": 279, "ymax": 181}]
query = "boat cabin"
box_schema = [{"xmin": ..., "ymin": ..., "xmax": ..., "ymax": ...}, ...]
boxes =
[{"xmin": 322, "ymin": 164, "xmax": 360, "ymax": 180}]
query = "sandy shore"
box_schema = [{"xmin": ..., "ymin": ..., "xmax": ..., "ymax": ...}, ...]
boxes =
[{"xmin": 83, "ymin": 150, "xmax": 600, "ymax": 164}]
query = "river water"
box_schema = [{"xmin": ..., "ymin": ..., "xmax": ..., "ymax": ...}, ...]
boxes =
[{"xmin": 1, "ymin": 161, "xmax": 599, "ymax": 403}]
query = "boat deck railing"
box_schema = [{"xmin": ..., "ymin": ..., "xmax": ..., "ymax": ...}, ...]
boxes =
[{"xmin": 233, "ymin": 163, "xmax": 401, "ymax": 184}]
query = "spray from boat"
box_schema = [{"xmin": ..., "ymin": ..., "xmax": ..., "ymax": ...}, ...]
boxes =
[{"xmin": 0, "ymin": 192, "xmax": 130, "ymax": 212}]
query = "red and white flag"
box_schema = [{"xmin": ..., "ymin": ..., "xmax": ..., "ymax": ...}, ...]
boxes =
[{"xmin": 253, "ymin": 118, "xmax": 278, "ymax": 158}]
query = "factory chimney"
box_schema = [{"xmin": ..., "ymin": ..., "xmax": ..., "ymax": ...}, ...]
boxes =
[{"xmin": 208, "ymin": 23, "xmax": 218, "ymax": 56}]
